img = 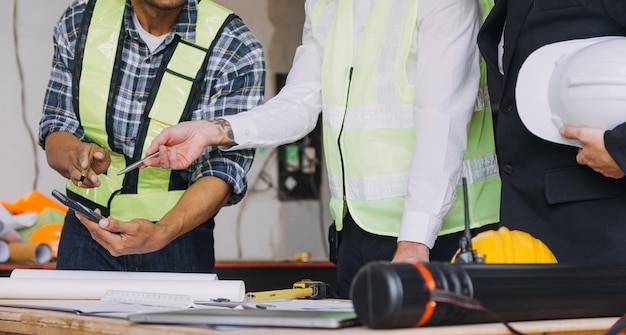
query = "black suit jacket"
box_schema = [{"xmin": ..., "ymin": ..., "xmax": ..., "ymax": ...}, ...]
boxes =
[{"xmin": 478, "ymin": 0, "xmax": 626, "ymax": 263}]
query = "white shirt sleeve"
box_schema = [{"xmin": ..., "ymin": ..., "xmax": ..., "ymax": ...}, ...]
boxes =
[
  {"xmin": 221, "ymin": 5, "xmax": 323, "ymax": 150},
  {"xmin": 397, "ymin": 0, "xmax": 481, "ymax": 248}
]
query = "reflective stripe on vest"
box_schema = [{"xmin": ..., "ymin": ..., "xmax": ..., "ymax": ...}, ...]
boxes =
[
  {"xmin": 311, "ymin": 0, "xmax": 500, "ymax": 237},
  {"xmin": 313, "ymin": 0, "xmax": 418, "ymax": 236},
  {"xmin": 67, "ymin": 0, "xmax": 233, "ymax": 221}
]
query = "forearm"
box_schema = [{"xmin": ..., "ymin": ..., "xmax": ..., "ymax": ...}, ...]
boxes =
[
  {"xmin": 156, "ymin": 176, "xmax": 232, "ymax": 241},
  {"xmin": 208, "ymin": 118, "xmax": 237, "ymax": 147},
  {"xmin": 221, "ymin": 38, "xmax": 322, "ymax": 150}
]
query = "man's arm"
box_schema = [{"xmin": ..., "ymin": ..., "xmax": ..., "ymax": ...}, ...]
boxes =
[
  {"xmin": 143, "ymin": 6, "xmax": 323, "ymax": 170},
  {"xmin": 394, "ymin": 0, "xmax": 481, "ymax": 262},
  {"xmin": 143, "ymin": 119, "xmax": 236, "ymax": 170},
  {"xmin": 79, "ymin": 176, "xmax": 231, "ymax": 256}
]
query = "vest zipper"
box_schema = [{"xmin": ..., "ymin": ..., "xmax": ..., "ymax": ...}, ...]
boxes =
[{"xmin": 338, "ymin": 67, "xmax": 354, "ymax": 202}]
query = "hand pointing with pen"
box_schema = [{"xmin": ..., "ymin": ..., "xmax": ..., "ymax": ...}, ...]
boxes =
[
  {"xmin": 44, "ymin": 132, "xmax": 111, "ymax": 188},
  {"xmin": 74, "ymin": 142, "xmax": 110, "ymax": 188},
  {"xmin": 141, "ymin": 119, "xmax": 237, "ymax": 171}
]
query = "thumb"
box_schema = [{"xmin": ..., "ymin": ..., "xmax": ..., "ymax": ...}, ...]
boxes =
[{"xmin": 98, "ymin": 217, "xmax": 110, "ymax": 229}]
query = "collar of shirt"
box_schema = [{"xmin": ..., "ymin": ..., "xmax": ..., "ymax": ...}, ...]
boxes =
[
  {"xmin": 124, "ymin": 0, "xmax": 198, "ymax": 53},
  {"xmin": 132, "ymin": 12, "xmax": 168, "ymax": 53}
]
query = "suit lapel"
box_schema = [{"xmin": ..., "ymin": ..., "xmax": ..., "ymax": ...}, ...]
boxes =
[
  {"xmin": 501, "ymin": 0, "xmax": 533, "ymax": 76},
  {"xmin": 478, "ymin": 0, "xmax": 507, "ymax": 75}
]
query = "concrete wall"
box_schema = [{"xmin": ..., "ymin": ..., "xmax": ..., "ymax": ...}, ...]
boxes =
[{"xmin": 0, "ymin": 0, "xmax": 331, "ymax": 261}]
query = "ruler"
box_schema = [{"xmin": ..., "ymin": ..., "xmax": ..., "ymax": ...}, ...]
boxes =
[{"xmin": 102, "ymin": 290, "xmax": 194, "ymax": 309}]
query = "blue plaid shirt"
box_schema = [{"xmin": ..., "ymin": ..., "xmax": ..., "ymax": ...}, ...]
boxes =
[{"xmin": 38, "ymin": 0, "xmax": 265, "ymax": 205}]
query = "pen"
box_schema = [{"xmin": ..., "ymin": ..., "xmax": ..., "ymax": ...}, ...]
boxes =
[
  {"xmin": 77, "ymin": 144, "xmax": 96, "ymax": 187},
  {"xmin": 117, "ymin": 152, "xmax": 160, "ymax": 176}
]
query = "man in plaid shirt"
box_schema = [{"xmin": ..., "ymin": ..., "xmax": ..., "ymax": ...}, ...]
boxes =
[{"xmin": 38, "ymin": 0, "xmax": 265, "ymax": 272}]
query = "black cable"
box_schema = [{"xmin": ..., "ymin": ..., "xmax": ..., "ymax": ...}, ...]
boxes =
[
  {"xmin": 12, "ymin": 0, "xmax": 40, "ymax": 191},
  {"xmin": 301, "ymin": 141, "xmax": 328, "ymax": 259},
  {"xmin": 604, "ymin": 314, "xmax": 626, "ymax": 335},
  {"xmin": 430, "ymin": 289, "xmax": 526, "ymax": 335}
]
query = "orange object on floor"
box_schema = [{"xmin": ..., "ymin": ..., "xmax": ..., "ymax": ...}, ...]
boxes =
[
  {"xmin": 2, "ymin": 191, "xmax": 68, "ymax": 215},
  {"xmin": 27, "ymin": 223, "xmax": 63, "ymax": 259}
]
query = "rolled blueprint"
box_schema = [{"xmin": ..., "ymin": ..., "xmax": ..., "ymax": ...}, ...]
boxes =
[
  {"xmin": 10, "ymin": 269, "xmax": 218, "ymax": 281},
  {"xmin": 0, "ymin": 278, "xmax": 245, "ymax": 302},
  {"xmin": 0, "ymin": 241, "xmax": 8, "ymax": 263},
  {"xmin": 7, "ymin": 242, "xmax": 52, "ymax": 264}
]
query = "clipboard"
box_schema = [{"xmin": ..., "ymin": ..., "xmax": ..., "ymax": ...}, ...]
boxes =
[{"xmin": 128, "ymin": 308, "xmax": 360, "ymax": 329}]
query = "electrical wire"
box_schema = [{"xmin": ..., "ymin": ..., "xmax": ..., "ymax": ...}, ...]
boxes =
[
  {"xmin": 293, "ymin": 127, "xmax": 328, "ymax": 259},
  {"xmin": 429, "ymin": 289, "xmax": 526, "ymax": 335},
  {"xmin": 605, "ymin": 314, "xmax": 626, "ymax": 335},
  {"xmin": 12, "ymin": 0, "xmax": 40, "ymax": 191},
  {"xmin": 235, "ymin": 148, "xmax": 278, "ymax": 259},
  {"xmin": 302, "ymin": 146, "xmax": 328, "ymax": 259}
]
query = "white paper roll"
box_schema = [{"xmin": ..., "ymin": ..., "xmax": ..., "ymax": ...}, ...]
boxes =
[
  {"xmin": 7, "ymin": 243, "xmax": 52, "ymax": 264},
  {"xmin": 0, "ymin": 278, "xmax": 245, "ymax": 302},
  {"xmin": 10, "ymin": 269, "xmax": 217, "ymax": 281},
  {"xmin": 0, "ymin": 241, "xmax": 8, "ymax": 263}
]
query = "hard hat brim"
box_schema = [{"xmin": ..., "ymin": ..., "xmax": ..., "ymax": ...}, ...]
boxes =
[{"xmin": 516, "ymin": 36, "xmax": 624, "ymax": 147}]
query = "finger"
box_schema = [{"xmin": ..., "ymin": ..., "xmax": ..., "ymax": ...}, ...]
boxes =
[
  {"xmin": 76, "ymin": 175, "xmax": 86, "ymax": 187},
  {"xmin": 158, "ymin": 147, "xmax": 173, "ymax": 169},
  {"xmin": 145, "ymin": 130, "xmax": 171, "ymax": 156},
  {"xmin": 92, "ymin": 147, "xmax": 105, "ymax": 161},
  {"xmin": 88, "ymin": 170, "xmax": 100, "ymax": 186},
  {"xmin": 575, "ymin": 150, "xmax": 586, "ymax": 166},
  {"xmin": 79, "ymin": 144, "xmax": 95, "ymax": 169},
  {"xmin": 559, "ymin": 126, "xmax": 581, "ymax": 140},
  {"xmin": 73, "ymin": 167, "xmax": 98, "ymax": 188},
  {"xmin": 142, "ymin": 147, "xmax": 165, "ymax": 168},
  {"xmin": 98, "ymin": 217, "xmax": 127, "ymax": 234}
]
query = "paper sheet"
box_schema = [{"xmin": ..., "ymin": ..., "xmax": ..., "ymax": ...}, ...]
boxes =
[{"xmin": 0, "ymin": 299, "xmax": 216, "ymax": 319}]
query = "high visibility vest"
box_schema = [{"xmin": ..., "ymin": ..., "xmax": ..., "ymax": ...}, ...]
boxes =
[
  {"xmin": 309, "ymin": 0, "xmax": 500, "ymax": 236},
  {"xmin": 66, "ymin": 0, "xmax": 234, "ymax": 221}
]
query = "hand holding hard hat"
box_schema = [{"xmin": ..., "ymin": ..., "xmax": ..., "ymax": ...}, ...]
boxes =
[{"xmin": 517, "ymin": 36, "xmax": 626, "ymax": 147}]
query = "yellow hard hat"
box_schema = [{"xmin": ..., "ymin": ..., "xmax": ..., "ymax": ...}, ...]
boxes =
[{"xmin": 452, "ymin": 226, "xmax": 557, "ymax": 264}]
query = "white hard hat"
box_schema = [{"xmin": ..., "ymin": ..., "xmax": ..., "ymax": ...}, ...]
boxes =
[{"xmin": 516, "ymin": 36, "xmax": 626, "ymax": 147}]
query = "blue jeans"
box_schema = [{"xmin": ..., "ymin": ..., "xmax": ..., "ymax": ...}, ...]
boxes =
[{"xmin": 56, "ymin": 212, "xmax": 216, "ymax": 273}]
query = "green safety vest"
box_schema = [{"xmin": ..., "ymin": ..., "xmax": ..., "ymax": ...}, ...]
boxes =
[
  {"xmin": 309, "ymin": 0, "xmax": 500, "ymax": 237},
  {"xmin": 66, "ymin": 0, "xmax": 234, "ymax": 221}
]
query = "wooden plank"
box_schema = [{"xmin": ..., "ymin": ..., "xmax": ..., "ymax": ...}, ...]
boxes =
[{"xmin": 0, "ymin": 306, "xmax": 618, "ymax": 335}]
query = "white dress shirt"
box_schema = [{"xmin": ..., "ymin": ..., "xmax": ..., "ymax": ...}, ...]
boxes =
[{"xmin": 223, "ymin": 0, "xmax": 480, "ymax": 248}]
